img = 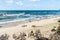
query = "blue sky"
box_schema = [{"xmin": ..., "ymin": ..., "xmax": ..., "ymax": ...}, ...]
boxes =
[{"xmin": 0, "ymin": 0, "xmax": 60, "ymax": 10}]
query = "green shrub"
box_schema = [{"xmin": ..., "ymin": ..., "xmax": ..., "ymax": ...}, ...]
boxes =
[
  {"xmin": 51, "ymin": 29, "xmax": 56, "ymax": 32},
  {"xmin": 58, "ymin": 20, "xmax": 60, "ymax": 23}
]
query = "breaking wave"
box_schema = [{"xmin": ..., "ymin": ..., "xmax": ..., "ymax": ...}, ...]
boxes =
[{"xmin": 0, "ymin": 10, "xmax": 60, "ymax": 25}]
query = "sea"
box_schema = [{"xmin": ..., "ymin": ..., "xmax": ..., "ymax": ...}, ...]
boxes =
[{"xmin": 0, "ymin": 10, "xmax": 60, "ymax": 24}]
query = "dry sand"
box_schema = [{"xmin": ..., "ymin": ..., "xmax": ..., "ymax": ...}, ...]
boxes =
[{"xmin": 0, "ymin": 17, "xmax": 60, "ymax": 40}]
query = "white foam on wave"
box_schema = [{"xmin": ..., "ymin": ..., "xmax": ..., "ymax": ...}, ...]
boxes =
[
  {"xmin": 0, "ymin": 15, "xmax": 40, "ymax": 25},
  {"xmin": 0, "ymin": 16, "xmax": 6, "ymax": 18},
  {"xmin": 24, "ymin": 14, "xmax": 31, "ymax": 16},
  {"xmin": 3, "ymin": 13, "xmax": 25, "ymax": 16},
  {"xmin": 0, "ymin": 14, "xmax": 59, "ymax": 25},
  {"xmin": 0, "ymin": 18, "xmax": 29, "ymax": 25},
  {"xmin": 44, "ymin": 15, "xmax": 59, "ymax": 18},
  {"xmin": 0, "ymin": 13, "xmax": 32, "ymax": 25}
]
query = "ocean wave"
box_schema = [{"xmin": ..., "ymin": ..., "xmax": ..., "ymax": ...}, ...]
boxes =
[
  {"xmin": 0, "ymin": 14, "xmax": 59, "ymax": 25},
  {"xmin": 3, "ymin": 13, "xmax": 25, "ymax": 16},
  {"xmin": 0, "ymin": 18, "xmax": 30, "ymax": 24},
  {"xmin": 24, "ymin": 14, "xmax": 31, "ymax": 16}
]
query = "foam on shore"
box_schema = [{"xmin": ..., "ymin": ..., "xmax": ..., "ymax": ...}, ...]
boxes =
[{"xmin": 0, "ymin": 15, "xmax": 59, "ymax": 25}]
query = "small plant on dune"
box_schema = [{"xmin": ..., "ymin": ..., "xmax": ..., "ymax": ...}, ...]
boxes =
[
  {"xmin": 51, "ymin": 29, "xmax": 56, "ymax": 32},
  {"xmin": 57, "ymin": 20, "xmax": 60, "ymax": 33},
  {"xmin": 58, "ymin": 20, "xmax": 60, "ymax": 25},
  {"xmin": 51, "ymin": 26, "xmax": 56, "ymax": 32},
  {"xmin": 58, "ymin": 20, "xmax": 60, "ymax": 23}
]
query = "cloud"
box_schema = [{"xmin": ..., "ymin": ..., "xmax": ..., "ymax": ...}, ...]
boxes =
[
  {"xmin": 16, "ymin": 1, "xmax": 23, "ymax": 6},
  {"xmin": 29, "ymin": 0, "xmax": 40, "ymax": 2},
  {"xmin": 6, "ymin": 0, "xmax": 13, "ymax": 3}
]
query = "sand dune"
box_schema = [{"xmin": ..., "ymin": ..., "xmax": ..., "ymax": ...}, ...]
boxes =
[{"xmin": 0, "ymin": 17, "xmax": 60, "ymax": 40}]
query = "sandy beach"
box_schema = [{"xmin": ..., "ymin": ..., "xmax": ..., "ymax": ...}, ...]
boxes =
[{"xmin": 0, "ymin": 17, "xmax": 60, "ymax": 40}]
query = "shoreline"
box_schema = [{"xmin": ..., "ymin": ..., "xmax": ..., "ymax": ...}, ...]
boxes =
[
  {"xmin": 0, "ymin": 15, "xmax": 59, "ymax": 25},
  {"xmin": 0, "ymin": 16, "xmax": 60, "ymax": 28}
]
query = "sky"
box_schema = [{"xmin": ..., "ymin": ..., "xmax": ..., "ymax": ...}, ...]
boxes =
[{"xmin": 0, "ymin": 0, "xmax": 60, "ymax": 10}]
